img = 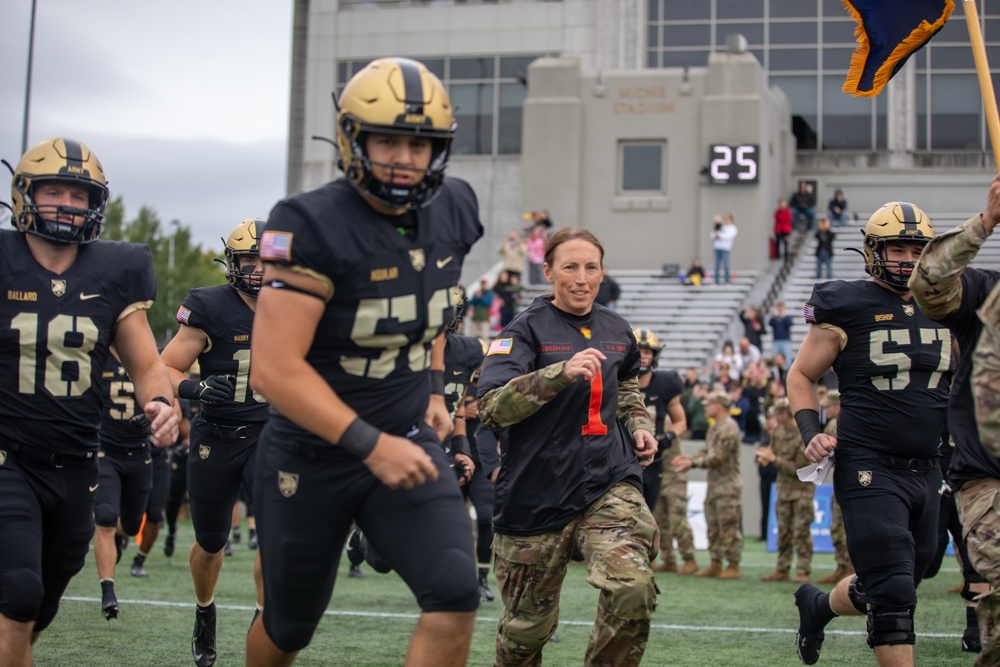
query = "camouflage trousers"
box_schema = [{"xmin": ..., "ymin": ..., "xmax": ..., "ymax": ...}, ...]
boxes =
[
  {"xmin": 957, "ymin": 478, "xmax": 1000, "ymax": 667},
  {"xmin": 654, "ymin": 477, "xmax": 695, "ymax": 563},
  {"xmin": 705, "ymin": 493, "xmax": 742, "ymax": 564},
  {"xmin": 493, "ymin": 482, "xmax": 659, "ymax": 667},
  {"xmin": 774, "ymin": 495, "xmax": 814, "ymax": 575},
  {"xmin": 829, "ymin": 495, "xmax": 853, "ymax": 571}
]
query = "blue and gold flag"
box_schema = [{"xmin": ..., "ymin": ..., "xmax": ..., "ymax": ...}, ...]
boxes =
[{"xmin": 842, "ymin": 0, "xmax": 955, "ymax": 97}]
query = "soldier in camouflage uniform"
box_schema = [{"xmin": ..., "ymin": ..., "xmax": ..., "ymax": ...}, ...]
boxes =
[
  {"xmin": 816, "ymin": 391, "xmax": 854, "ymax": 585},
  {"xmin": 757, "ymin": 398, "xmax": 814, "ymax": 583},
  {"xmin": 910, "ymin": 175, "xmax": 1000, "ymax": 661},
  {"xmin": 673, "ymin": 390, "xmax": 743, "ymax": 579},
  {"xmin": 654, "ymin": 460, "xmax": 698, "ymax": 574},
  {"xmin": 477, "ymin": 228, "xmax": 659, "ymax": 667}
]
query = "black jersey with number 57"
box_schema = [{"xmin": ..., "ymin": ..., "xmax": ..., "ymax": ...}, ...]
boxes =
[
  {"xmin": 0, "ymin": 230, "xmax": 156, "ymax": 455},
  {"xmin": 804, "ymin": 280, "xmax": 952, "ymax": 457},
  {"xmin": 176, "ymin": 284, "xmax": 268, "ymax": 424},
  {"xmin": 261, "ymin": 177, "xmax": 483, "ymax": 440},
  {"xmin": 99, "ymin": 354, "xmax": 148, "ymax": 448}
]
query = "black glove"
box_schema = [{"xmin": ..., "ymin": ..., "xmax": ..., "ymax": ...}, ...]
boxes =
[{"xmin": 179, "ymin": 375, "xmax": 235, "ymax": 404}]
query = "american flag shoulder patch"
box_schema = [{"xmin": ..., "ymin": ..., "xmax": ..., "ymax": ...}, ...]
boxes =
[
  {"xmin": 260, "ymin": 231, "xmax": 293, "ymax": 262},
  {"xmin": 487, "ymin": 338, "xmax": 513, "ymax": 356},
  {"xmin": 176, "ymin": 306, "xmax": 192, "ymax": 324},
  {"xmin": 803, "ymin": 304, "xmax": 816, "ymax": 323}
]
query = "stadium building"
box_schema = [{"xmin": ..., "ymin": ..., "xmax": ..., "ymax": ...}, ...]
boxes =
[{"xmin": 286, "ymin": 0, "xmax": 999, "ymax": 279}]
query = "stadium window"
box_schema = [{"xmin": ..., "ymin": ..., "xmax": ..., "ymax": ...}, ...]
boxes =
[{"xmin": 619, "ymin": 141, "xmax": 666, "ymax": 194}]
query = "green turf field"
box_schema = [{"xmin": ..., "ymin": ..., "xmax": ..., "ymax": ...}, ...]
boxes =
[{"xmin": 35, "ymin": 520, "xmax": 974, "ymax": 666}]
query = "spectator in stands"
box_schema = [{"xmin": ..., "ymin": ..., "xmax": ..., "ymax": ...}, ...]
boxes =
[
  {"xmin": 827, "ymin": 189, "xmax": 849, "ymax": 227},
  {"xmin": 737, "ymin": 336, "xmax": 762, "ymax": 369},
  {"xmin": 763, "ymin": 378, "xmax": 787, "ymax": 415},
  {"xmin": 497, "ymin": 230, "xmax": 526, "ymax": 280},
  {"xmin": 713, "ymin": 340, "xmax": 742, "ymax": 383},
  {"xmin": 530, "ymin": 209, "xmax": 553, "ymax": 232},
  {"xmin": 768, "ymin": 352, "xmax": 789, "ymax": 388},
  {"xmin": 740, "ymin": 306, "xmax": 767, "ymax": 351},
  {"xmin": 712, "ymin": 213, "xmax": 739, "ymax": 284},
  {"xmin": 789, "ymin": 180, "xmax": 816, "ymax": 231},
  {"xmin": 468, "ymin": 278, "xmax": 494, "ymax": 341},
  {"xmin": 684, "ymin": 258, "xmax": 706, "ymax": 286},
  {"xmin": 774, "ymin": 197, "xmax": 793, "ymax": 260},
  {"xmin": 685, "ymin": 382, "xmax": 710, "ymax": 439},
  {"xmin": 525, "ymin": 226, "xmax": 546, "ymax": 285},
  {"xmin": 768, "ymin": 302, "xmax": 794, "ymax": 363},
  {"xmin": 730, "ymin": 384, "xmax": 751, "ymax": 435},
  {"xmin": 742, "ymin": 362, "xmax": 769, "ymax": 444},
  {"xmin": 756, "ymin": 408, "xmax": 779, "ymax": 541},
  {"xmin": 492, "ymin": 271, "xmax": 521, "ymax": 328},
  {"xmin": 815, "ymin": 215, "xmax": 835, "ymax": 280},
  {"xmin": 596, "ymin": 266, "xmax": 622, "ymax": 309}
]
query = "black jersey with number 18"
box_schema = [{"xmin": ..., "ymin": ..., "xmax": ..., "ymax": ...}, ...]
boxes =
[
  {"xmin": 804, "ymin": 279, "xmax": 952, "ymax": 457},
  {"xmin": 0, "ymin": 230, "xmax": 156, "ymax": 454},
  {"xmin": 261, "ymin": 177, "xmax": 483, "ymax": 442}
]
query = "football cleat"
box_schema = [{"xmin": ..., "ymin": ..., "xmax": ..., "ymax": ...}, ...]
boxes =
[
  {"xmin": 963, "ymin": 625, "xmax": 982, "ymax": 653},
  {"xmin": 348, "ymin": 564, "xmax": 366, "ymax": 579},
  {"xmin": 101, "ymin": 583, "xmax": 119, "ymax": 620},
  {"xmin": 231, "ymin": 528, "xmax": 241, "ymax": 544},
  {"xmin": 794, "ymin": 584, "xmax": 826, "ymax": 665},
  {"xmin": 248, "ymin": 531, "xmax": 258, "ymax": 550},
  {"xmin": 164, "ymin": 529, "xmax": 176, "ymax": 557},
  {"xmin": 130, "ymin": 556, "xmax": 149, "ymax": 578},
  {"xmin": 223, "ymin": 540, "xmax": 234, "ymax": 557},
  {"xmin": 192, "ymin": 603, "xmax": 218, "ymax": 667},
  {"xmin": 346, "ymin": 528, "xmax": 367, "ymax": 567},
  {"xmin": 478, "ymin": 569, "xmax": 494, "ymax": 602}
]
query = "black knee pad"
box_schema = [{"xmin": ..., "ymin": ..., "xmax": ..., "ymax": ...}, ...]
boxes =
[
  {"xmin": 93, "ymin": 500, "xmax": 118, "ymax": 528},
  {"xmin": 0, "ymin": 568, "xmax": 44, "ymax": 623},
  {"xmin": 120, "ymin": 513, "xmax": 144, "ymax": 536},
  {"xmin": 866, "ymin": 606, "xmax": 915, "ymax": 647},
  {"xmin": 264, "ymin": 612, "xmax": 318, "ymax": 654},
  {"xmin": 848, "ymin": 575, "xmax": 867, "ymax": 614},
  {"xmin": 197, "ymin": 532, "xmax": 229, "ymax": 554},
  {"xmin": 419, "ymin": 547, "xmax": 480, "ymax": 612}
]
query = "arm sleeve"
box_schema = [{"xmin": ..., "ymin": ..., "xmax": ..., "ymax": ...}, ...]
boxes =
[{"xmin": 911, "ymin": 215, "xmax": 989, "ymax": 320}]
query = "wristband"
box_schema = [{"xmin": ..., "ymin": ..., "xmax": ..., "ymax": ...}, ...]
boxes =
[
  {"xmin": 338, "ymin": 418, "xmax": 382, "ymax": 460},
  {"xmin": 151, "ymin": 396, "xmax": 172, "ymax": 407},
  {"xmin": 177, "ymin": 379, "xmax": 200, "ymax": 400},
  {"xmin": 664, "ymin": 431, "xmax": 677, "ymax": 445},
  {"xmin": 450, "ymin": 434, "xmax": 471, "ymax": 458},
  {"xmin": 430, "ymin": 369, "xmax": 445, "ymax": 396},
  {"xmin": 794, "ymin": 409, "xmax": 824, "ymax": 446}
]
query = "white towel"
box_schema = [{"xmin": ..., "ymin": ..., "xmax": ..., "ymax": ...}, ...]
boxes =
[{"xmin": 797, "ymin": 454, "xmax": 834, "ymax": 485}]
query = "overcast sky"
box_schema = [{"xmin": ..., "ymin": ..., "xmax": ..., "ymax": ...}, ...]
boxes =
[{"xmin": 0, "ymin": 1, "xmax": 293, "ymax": 250}]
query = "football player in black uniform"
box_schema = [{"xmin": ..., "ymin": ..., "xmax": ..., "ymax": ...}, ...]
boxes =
[
  {"xmin": 247, "ymin": 57, "xmax": 483, "ymax": 666},
  {"xmin": 161, "ymin": 218, "xmax": 269, "ymax": 667},
  {"xmin": 787, "ymin": 203, "xmax": 952, "ymax": 667},
  {"xmin": 633, "ymin": 328, "xmax": 694, "ymax": 574},
  {"xmin": 477, "ymin": 227, "xmax": 658, "ymax": 666},
  {"xmin": 93, "ymin": 348, "xmax": 156, "ymax": 619},
  {"xmin": 0, "ymin": 138, "xmax": 178, "ymax": 667},
  {"xmin": 164, "ymin": 397, "xmax": 197, "ymax": 558}
]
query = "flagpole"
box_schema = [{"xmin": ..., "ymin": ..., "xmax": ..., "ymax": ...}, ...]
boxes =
[{"xmin": 964, "ymin": 0, "xmax": 1000, "ymax": 168}]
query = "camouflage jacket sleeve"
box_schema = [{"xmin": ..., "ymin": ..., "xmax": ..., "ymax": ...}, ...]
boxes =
[
  {"xmin": 618, "ymin": 376, "xmax": 653, "ymax": 435},
  {"xmin": 477, "ymin": 361, "xmax": 573, "ymax": 428},
  {"xmin": 772, "ymin": 426, "xmax": 809, "ymax": 477},
  {"xmin": 973, "ymin": 281, "xmax": 1000, "ymax": 457},
  {"xmin": 911, "ymin": 215, "xmax": 990, "ymax": 320}
]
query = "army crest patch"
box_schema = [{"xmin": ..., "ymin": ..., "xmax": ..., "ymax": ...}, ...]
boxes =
[
  {"xmin": 51, "ymin": 279, "xmax": 67, "ymax": 297},
  {"xmin": 903, "ymin": 304, "xmax": 915, "ymax": 317},
  {"xmin": 858, "ymin": 470, "xmax": 872, "ymax": 487},
  {"xmin": 409, "ymin": 249, "xmax": 426, "ymax": 272},
  {"xmin": 0, "ymin": 450, "xmax": 5, "ymax": 466},
  {"xmin": 278, "ymin": 470, "xmax": 299, "ymax": 497},
  {"xmin": 199, "ymin": 444, "xmax": 211, "ymax": 460}
]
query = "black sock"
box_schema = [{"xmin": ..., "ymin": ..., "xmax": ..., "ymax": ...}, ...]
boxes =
[
  {"xmin": 967, "ymin": 606, "xmax": 979, "ymax": 630},
  {"xmin": 101, "ymin": 580, "xmax": 115, "ymax": 596},
  {"xmin": 133, "ymin": 553, "xmax": 146, "ymax": 566},
  {"xmin": 479, "ymin": 566, "xmax": 489, "ymax": 577},
  {"xmin": 798, "ymin": 588, "xmax": 836, "ymax": 635},
  {"xmin": 249, "ymin": 528, "xmax": 257, "ymax": 538},
  {"xmin": 197, "ymin": 602, "xmax": 215, "ymax": 614}
]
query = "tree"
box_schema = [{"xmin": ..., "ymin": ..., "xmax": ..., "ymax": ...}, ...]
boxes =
[{"xmin": 102, "ymin": 197, "xmax": 226, "ymax": 346}]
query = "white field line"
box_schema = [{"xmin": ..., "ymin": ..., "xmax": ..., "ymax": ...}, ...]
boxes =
[{"xmin": 60, "ymin": 597, "xmax": 961, "ymax": 638}]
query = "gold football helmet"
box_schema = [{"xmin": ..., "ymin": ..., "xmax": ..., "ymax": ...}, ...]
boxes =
[
  {"xmin": 633, "ymin": 328, "xmax": 662, "ymax": 370},
  {"xmin": 861, "ymin": 202, "xmax": 934, "ymax": 291},
  {"xmin": 335, "ymin": 57, "xmax": 455, "ymax": 210},
  {"xmin": 218, "ymin": 218, "xmax": 266, "ymax": 297},
  {"xmin": 6, "ymin": 138, "xmax": 109, "ymax": 244}
]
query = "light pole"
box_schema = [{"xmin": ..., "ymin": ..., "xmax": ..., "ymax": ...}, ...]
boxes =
[
  {"xmin": 21, "ymin": 0, "xmax": 38, "ymax": 155},
  {"xmin": 165, "ymin": 220, "xmax": 180, "ymax": 343}
]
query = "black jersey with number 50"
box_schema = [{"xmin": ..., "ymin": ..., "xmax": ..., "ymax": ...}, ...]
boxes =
[
  {"xmin": 177, "ymin": 284, "xmax": 268, "ymax": 424},
  {"xmin": 804, "ymin": 280, "xmax": 952, "ymax": 457},
  {"xmin": 444, "ymin": 333, "xmax": 484, "ymax": 419},
  {"xmin": 0, "ymin": 230, "xmax": 156, "ymax": 454},
  {"xmin": 99, "ymin": 354, "xmax": 148, "ymax": 448},
  {"xmin": 262, "ymin": 177, "xmax": 483, "ymax": 439}
]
